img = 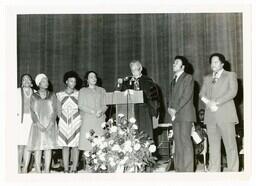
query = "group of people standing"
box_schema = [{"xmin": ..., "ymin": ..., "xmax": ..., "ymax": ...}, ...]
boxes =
[
  {"xmin": 17, "ymin": 60, "xmax": 159, "ymax": 173},
  {"xmin": 17, "ymin": 53, "xmax": 240, "ymax": 173},
  {"xmin": 17, "ymin": 70, "xmax": 108, "ymax": 173}
]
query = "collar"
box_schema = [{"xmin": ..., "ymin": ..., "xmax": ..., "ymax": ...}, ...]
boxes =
[
  {"xmin": 174, "ymin": 71, "xmax": 184, "ymax": 81},
  {"xmin": 213, "ymin": 69, "xmax": 224, "ymax": 78},
  {"xmin": 133, "ymin": 74, "xmax": 142, "ymax": 79}
]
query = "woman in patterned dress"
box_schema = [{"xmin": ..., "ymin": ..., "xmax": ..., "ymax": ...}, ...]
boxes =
[
  {"xmin": 27, "ymin": 74, "xmax": 58, "ymax": 173},
  {"xmin": 56, "ymin": 71, "xmax": 81, "ymax": 173},
  {"xmin": 78, "ymin": 71, "xmax": 108, "ymax": 153},
  {"xmin": 17, "ymin": 74, "xmax": 34, "ymax": 173}
]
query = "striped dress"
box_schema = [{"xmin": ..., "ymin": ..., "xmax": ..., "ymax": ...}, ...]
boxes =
[{"xmin": 56, "ymin": 90, "xmax": 81, "ymax": 147}]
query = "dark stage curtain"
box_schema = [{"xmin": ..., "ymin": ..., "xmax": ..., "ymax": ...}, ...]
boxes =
[{"xmin": 17, "ymin": 13, "xmax": 243, "ymax": 123}]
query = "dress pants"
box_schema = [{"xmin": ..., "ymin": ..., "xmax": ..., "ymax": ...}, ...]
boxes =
[
  {"xmin": 173, "ymin": 121, "xmax": 194, "ymax": 172},
  {"xmin": 207, "ymin": 122, "xmax": 239, "ymax": 172}
]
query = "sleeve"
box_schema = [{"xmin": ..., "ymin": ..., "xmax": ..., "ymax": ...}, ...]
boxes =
[
  {"xmin": 168, "ymin": 82, "xmax": 173, "ymax": 108},
  {"xmin": 46, "ymin": 93, "xmax": 57, "ymax": 131},
  {"xmin": 30, "ymin": 94, "xmax": 45, "ymax": 130},
  {"xmin": 144, "ymin": 78, "xmax": 160, "ymax": 117},
  {"xmin": 17, "ymin": 88, "xmax": 21, "ymax": 122},
  {"xmin": 215, "ymin": 72, "xmax": 238, "ymax": 106},
  {"xmin": 174, "ymin": 75, "xmax": 194, "ymax": 113},
  {"xmin": 56, "ymin": 93, "xmax": 62, "ymax": 118},
  {"xmin": 30, "ymin": 95, "xmax": 39, "ymax": 123},
  {"xmin": 78, "ymin": 89, "xmax": 95, "ymax": 114},
  {"xmin": 51, "ymin": 93, "xmax": 58, "ymax": 121},
  {"xmin": 100, "ymin": 88, "xmax": 108, "ymax": 113},
  {"xmin": 199, "ymin": 76, "xmax": 207, "ymax": 99}
]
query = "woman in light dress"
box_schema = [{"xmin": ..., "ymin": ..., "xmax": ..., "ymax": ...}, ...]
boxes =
[
  {"xmin": 78, "ymin": 71, "xmax": 108, "ymax": 153},
  {"xmin": 56, "ymin": 71, "xmax": 81, "ymax": 173},
  {"xmin": 27, "ymin": 74, "xmax": 58, "ymax": 173},
  {"xmin": 17, "ymin": 74, "xmax": 34, "ymax": 173}
]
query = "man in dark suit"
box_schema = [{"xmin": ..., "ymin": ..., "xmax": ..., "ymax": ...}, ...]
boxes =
[
  {"xmin": 118, "ymin": 60, "xmax": 160, "ymax": 140},
  {"xmin": 200, "ymin": 53, "xmax": 239, "ymax": 172},
  {"xmin": 168, "ymin": 56, "xmax": 196, "ymax": 172}
]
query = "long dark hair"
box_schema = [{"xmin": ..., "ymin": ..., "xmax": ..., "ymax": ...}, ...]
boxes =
[{"xmin": 20, "ymin": 73, "xmax": 35, "ymax": 89}]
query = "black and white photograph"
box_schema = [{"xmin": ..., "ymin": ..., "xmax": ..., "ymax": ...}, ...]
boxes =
[
  {"xmin": 1, "ymin": 0, "xmax": 255, "ymax": 185},
  {"xmin": 15, "ymin": 13, "xmax": 244, "ymax": 174}
]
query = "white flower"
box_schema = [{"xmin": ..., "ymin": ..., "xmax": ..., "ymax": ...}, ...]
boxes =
[
  {"xmin": 101, "ymin": 122, "xmax": 107, "ymax": 128},
  {"xmin": 118, "ymin": 130, "xmax": 125, "ymax": 135},
  {"xmin": 134, "ymin": 143, "xmax": 141, "ymax": 151},
  {"xmin": 100, "ymin": 164, "xmax": 107, "ymax": 170},
  {"xmin": 108, "ymin": 118, "xmax": 114, "ymax": 124},
  {"xmin": 132, "ymin": 124, "xmax": 138, "ymax": 130},
  {"xmin": 119, "ymin": 157, "xmax": 128, "ymax": 165},
  {"xmin": 91, "ymin": 142, "xmax": 96, "ymax": 147},
  {"xmin": 149, "ymin": 144, "xmax": 156, "ymax": 153},
  {"xmin": 96, "ymin": 150, "xmax": 103, "ymax": 155},
  {"xmin": 129, "ymin": 117, "xmax": 136, "ymax": 123},
  {"xmin": 99, "ymin": 142, "xmax": 108, "ymax": 149},
  {"xmin": 109, "ymin": 157, "xmax": 114, "ymax": 162},
  {"xmin": 112, "ymin": 144, "xmax": 121, "ymax": 151},
  {"xmin": 110, "ymin": 126, "xmax": 118, "ymax": 133},
  {"xmin": 124, "ymin": 140, "xmax": 132, "ymax": 147},
  {"xmin": 92, "ymin": 154, "xmax": 96, "ymax": 159},
  {"xmin": 100, "ymin": 136, "xmax": 106, "ymax": 142},
  {"xmin": 84, "ymin": 151, "xmax": 90, "ymax": 157},
  {"xmin": 93, "ymin": 138, "xmax": 99, "ymax": 145},
  {"xmin": 99, "ymin": 154, "xmax": 106, "ymax": 161},
  {"xmin": 108, "ymin": 140, "xmax": 114, "ymax": 145},
  {"xmin": 145, "ymin": 141, "xmax": 150, "ymax": 148},
  {"xmin": 118, "ymin": 113, "xmax": 125, "ymax": 118},
  {"xmin": 85, "ymin": 132, "xmax": 91, "ymax": 139},
  {"xmin": 93, "ymin": 159, "xmax": 98, "ymax": 164},
  {"xmin": 124, "ymin": 156, "xmax": 129, "ymax": 161},
  {"xmin": 124, "ymin": 146, "xmax": 133, "ymax": 153},
  {"xmin": 110, "ymin": 161, "xmax": 116, "ymax": 167}
]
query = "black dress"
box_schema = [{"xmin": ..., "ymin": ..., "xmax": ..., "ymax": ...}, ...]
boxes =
[{"xmin": 119, "ymin": 75, "xmax": 159, "ymax": 140}]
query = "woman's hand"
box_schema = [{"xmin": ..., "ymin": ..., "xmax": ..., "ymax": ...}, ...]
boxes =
[{"xmin": 36, "ymin": 122, "xmax": 46, "ymax": 132}]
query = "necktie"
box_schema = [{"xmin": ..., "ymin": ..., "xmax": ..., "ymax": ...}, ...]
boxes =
[
  {"xmin": 173, "ymin": 75, "xmax": 177, "ymax": 86},
  {"xmin": 212, "ymin": 72, "xmax": 218, "ymax": 84}
]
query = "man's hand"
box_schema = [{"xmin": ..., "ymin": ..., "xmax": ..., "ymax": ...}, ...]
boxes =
[
  {"xmin": 207, "ymin": 101, "xmax": 218, "ymax": 112},
  {"xmin": 168, "ymin": 108, "xmax": 176, "ymax": 118},
  {"xmin": 96, "ymin": 110, "xmax": 103, "ymax": 118}
]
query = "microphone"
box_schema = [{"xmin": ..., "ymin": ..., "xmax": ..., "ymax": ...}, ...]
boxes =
[{"xmin": 117, "ymin": 76, "xmax": 131, "ymax": 84}]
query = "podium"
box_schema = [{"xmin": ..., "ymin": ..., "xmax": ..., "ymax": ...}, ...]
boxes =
[{"xmin": 105, "ymin": 90, "xmax": 144, "ymax": 121}]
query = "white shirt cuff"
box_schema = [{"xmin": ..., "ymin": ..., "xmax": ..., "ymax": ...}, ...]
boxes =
[{"xmin": 201, "ymin": 97, "xmax": 209, "ymax": 104}]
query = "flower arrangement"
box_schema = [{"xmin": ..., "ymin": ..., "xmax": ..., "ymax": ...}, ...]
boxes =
[{"xmin": 84, "ymin": 114, "xmax": 157, "ymax": 173}]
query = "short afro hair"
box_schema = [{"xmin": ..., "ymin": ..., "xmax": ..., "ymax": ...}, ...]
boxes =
[{"xmin": 63, "ymin": 71, "xmax": 79, "ymax": 84}]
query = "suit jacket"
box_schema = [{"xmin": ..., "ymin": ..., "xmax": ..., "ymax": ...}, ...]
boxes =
[
  {"xmin": 199, "ymin": 70, "xmax": 238, "ymax": 125},
  {"xmin": 169, "ymin": 72, "xmax": 196, "ymax": 122}
]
